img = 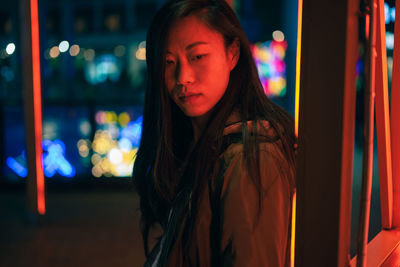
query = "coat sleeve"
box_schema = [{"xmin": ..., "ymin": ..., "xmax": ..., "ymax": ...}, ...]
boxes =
[{"xmin": 219, "ymin": 142, "xmax": 293, "ymax": 267}]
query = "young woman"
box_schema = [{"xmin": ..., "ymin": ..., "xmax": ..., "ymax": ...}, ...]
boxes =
[{"xmin": 133, "ymin": 0, "xmax": 296, "ymax": 266}]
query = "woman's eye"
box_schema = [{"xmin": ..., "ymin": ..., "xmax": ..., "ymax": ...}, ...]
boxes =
[
  {"xmin": 166, "ymin": 59, "xmax": 175, "ymax": 65},
  {"xmin": 191, "ymin": 54, "xmax": 206, "ymax": 61}
]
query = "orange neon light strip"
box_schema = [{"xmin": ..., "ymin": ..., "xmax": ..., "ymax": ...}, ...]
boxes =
[
  {"xmin": 291, "ymin": 190, "xmax": 296, "ymax": 267},
  {"xmin": 294, "ymin": 0, "xmax": 303, "ymax": 138},
  {"xmin": 391, "ymin": 0, "xmax": 400, "ymax": 228},
  {"xmin": 292, "ymin": 0, "xmax": 302, "ymax": 266},
  {"xmin": 366, "ymin": 14, "xmax": 370, "ymax": 41},
  {"xmin": 30, "ymin": 0, "xmax": 45, "ymax": 215},
  {"xmin": 375, "ymin": 0, "xmax": 393, "ymax": 229}
]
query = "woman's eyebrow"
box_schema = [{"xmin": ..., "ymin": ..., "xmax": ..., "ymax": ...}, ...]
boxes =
[
  {"xmin": 165, "ymin": 42, "xmax": 209, "ymax": 54},
  {"xmin": 185, "ymin": 41, "xmax": 209, "ymax": 50}
]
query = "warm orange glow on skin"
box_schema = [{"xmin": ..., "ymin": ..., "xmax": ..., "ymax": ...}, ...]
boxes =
[
  {"xmin": 30, "ymin": 0, "xmax": 45, "ymax": 215},
  {"xmin": 292, "ymin": 0, "xmax": 302, "ymax": 265}
]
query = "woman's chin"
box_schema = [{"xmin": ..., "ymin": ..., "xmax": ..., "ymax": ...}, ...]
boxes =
[{"xmin": 181, "ymin": 109, "xmax": 208, "ymax": 118}]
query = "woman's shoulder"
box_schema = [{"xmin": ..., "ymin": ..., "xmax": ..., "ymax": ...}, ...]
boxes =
[
  {"xmin": 218, "ymin": 120, "xmax": 292, "ymax": 198},
  {"xmin": 220, "ymin": 136, "xmax": 286, "ymax": 171},
  {"xmin": 221, "ymin": 118, "xmax": 283, "ymax": 160},
  {"xmin": 223, "ymin": 119, "xmax": 275, "ymax": 137},
  {"xmin": 222, "ymin": 110, "xmax": 280, "ymax": 140}
]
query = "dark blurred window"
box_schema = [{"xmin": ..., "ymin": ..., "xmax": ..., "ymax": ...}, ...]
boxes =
[
  {"xmin": 102, "ymin": 6, "xmax": 125, "ymax": 33},
  {"xmin": 135, "ymin": 2, "xmax": 157, "ymax": 28},
  {"xmin": 46, "ymin": 7, "xmax": 61, "ymax": 37},
  {"xmin": 0, "ymin": 11, "xmax": 12, "ymax": 36},
  {"xmin": 75, "ymin": 7, "xmax": 94, "ymax": 34}
]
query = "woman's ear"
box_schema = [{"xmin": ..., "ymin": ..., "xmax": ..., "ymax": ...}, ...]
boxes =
[{"xmin": 228, "ymin": 38, "xmax": 240, "ymax": 71}]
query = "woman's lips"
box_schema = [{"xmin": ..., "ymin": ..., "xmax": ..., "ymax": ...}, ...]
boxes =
[{"xmin": 178, "ymin": 93, "xmax": 202, "ymax": 103}]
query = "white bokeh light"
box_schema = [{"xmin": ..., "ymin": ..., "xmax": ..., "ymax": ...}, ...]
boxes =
[
  {"xmin": 6, "ymin": 43, "xmax": 15, "ymax": 55},
  {"xmin": 59, "ymin": 41, "xmax": 70, "ymax": 53},
  {"xmin": 108, "ymin": 148, "xmax": 123, "ymax": 164},
  {"xmin": 272, "ymin": 30, "xmax": 285, "ymax": 42}
]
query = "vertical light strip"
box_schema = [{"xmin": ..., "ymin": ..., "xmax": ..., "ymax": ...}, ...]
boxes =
[
  {"xmin": 391, "ymin": 0, "xmax": 400, "ymax": 228},
  {"xmin": 30, "ymin": 0, "xmax": 45, "ymax": 215},
  {"xmin": 292, "ymin": 0, "xmax": 303, "ymax": 266},
  {"xmin": 294, "ymin": 0, "xmax": 303, "ymax": 138},
  {"xmin": 291, "ymin": 191, "xmax": 296, "ymax": 267},
  {"xmin": 366, "ymin": 13, "xmax": 370, "ymax": 40},
  {"xmin": 375, "ymin": 0, "xmax": 393, "ymax": 229}
]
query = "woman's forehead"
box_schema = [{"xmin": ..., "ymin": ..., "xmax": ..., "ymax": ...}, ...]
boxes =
[{"xmin": 166, "ymin": 15, "xmax": 224, "ymax": 50}]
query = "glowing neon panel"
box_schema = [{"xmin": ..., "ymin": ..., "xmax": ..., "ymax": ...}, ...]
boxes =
[
  {"xmin": 7, "ymin": 140, "xmax": 76, "ymax": 178},
  {"xmin": 42, "ymin": 140, "xmax": 76, "ymax": 177}
]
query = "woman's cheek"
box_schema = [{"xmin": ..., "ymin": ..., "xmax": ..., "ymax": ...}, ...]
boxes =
[{"xmin": 193, "ymin": 64, "xmax": 208, "ymax": 79}]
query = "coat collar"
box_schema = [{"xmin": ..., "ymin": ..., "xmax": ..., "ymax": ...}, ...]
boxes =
[{"xmin": 223, "ymin": 112, "xmax": 275, "ymax": 137}]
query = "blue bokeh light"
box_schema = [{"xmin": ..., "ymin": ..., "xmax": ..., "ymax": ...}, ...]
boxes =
[{"xmin": 7, "ymin": 139, "xmax": 76, "ymax": 178}]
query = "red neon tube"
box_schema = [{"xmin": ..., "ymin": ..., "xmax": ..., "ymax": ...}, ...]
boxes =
[{"xmin": 30, "ymin": 0, "xmax": 45, "ymax": 215}]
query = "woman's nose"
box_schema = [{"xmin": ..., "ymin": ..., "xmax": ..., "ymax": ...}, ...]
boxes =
[{"xmin": 176, "ymin": 60, "xmax": 195, "ymax": 85}]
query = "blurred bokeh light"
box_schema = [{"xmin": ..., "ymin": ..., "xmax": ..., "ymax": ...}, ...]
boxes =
[{"xmin": 251, "ymin": 38, "xmax": 287, "ymax": 97}]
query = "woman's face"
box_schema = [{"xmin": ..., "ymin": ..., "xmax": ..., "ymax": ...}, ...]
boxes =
[{"xmin": 164, "ymin": 15, "xmax": 239, "ymax": 118}]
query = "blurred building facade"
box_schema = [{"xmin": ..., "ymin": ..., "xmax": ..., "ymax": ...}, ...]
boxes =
[{"xmin": 0, "ymin": 0, "xmax": 294, "ymax": 183}]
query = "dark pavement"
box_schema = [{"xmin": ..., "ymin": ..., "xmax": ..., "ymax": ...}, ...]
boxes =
[{"xmin": 0, "ymin": 185, "xmax": 146, "ymax": 267}]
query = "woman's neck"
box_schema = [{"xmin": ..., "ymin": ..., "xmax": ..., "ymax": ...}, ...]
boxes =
[{"xmin": 191, "ymin": 114, "xmax": 211, "ymax": 143}]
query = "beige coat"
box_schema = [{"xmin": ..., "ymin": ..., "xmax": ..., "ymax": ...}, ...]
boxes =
[{"xmin": 149, "ymin": 121, "xmax": 294, "ymax": 266}]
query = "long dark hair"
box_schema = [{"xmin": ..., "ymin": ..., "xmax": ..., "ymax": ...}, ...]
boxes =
[{"xmin": 133, "ymin": 0, "xmax": 296, "ymax": 256}]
